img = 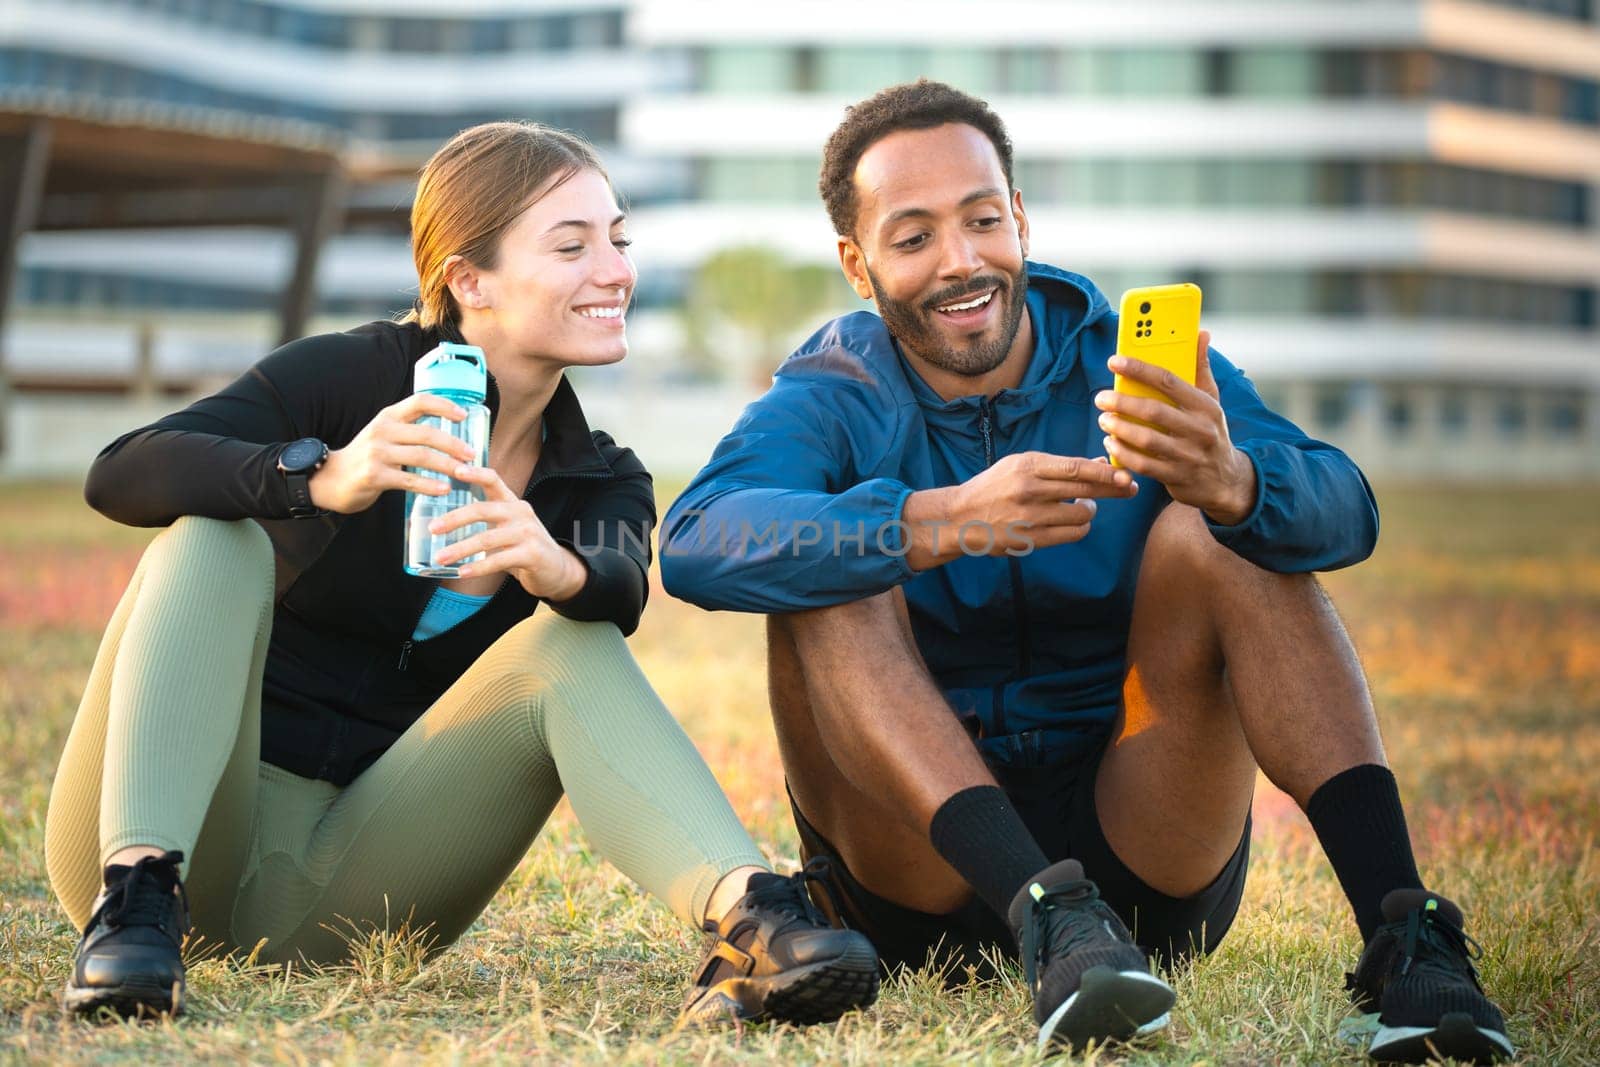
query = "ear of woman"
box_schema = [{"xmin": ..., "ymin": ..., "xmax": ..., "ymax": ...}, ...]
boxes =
[{"xmin": 444, "ymin": 254, "xmax": 490, "ymax": 312}]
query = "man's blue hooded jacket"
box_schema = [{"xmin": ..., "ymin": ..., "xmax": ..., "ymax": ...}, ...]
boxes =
[{"xmin": 660, "ymin": 263, "xmax": 1378, "ymax": 763}]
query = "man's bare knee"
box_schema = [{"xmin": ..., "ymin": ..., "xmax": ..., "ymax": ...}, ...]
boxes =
[
  {"xmin": 1144, "ymin": 504, "xmax": 1232, "ymax": 574},
  {"xmin": 777, "ymin": 588, "xmax": 915, "ymax": 660},
  {"xmin": 1143, "ymin": 504, "xmax": 1317, "ymax": 603}
]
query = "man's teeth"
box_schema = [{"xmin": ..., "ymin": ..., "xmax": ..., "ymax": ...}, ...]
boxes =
[
  {"xmin": 937, "ymin": 291, "xmax": 994, "ymax": 313},
  {"xmin": 579, "ymin": 306, "xmax": 622, "ymax": 318}
]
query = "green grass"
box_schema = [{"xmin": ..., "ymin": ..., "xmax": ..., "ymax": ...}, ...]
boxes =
[{"xmin": 2, "ymin": 482, "xmax": 1597, "ymax": 1065}]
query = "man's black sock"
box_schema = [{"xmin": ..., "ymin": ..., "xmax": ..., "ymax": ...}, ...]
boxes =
[
  {"xmin": 929, "ymin": 784, "xmax": 1052, "ymax": 925},
  {"xmin": 1304, "ymin": 763, "xmax": 1424, "ymax": 942}
]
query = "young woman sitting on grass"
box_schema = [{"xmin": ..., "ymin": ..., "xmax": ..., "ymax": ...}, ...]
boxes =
[{"xmin": 43, "ymin": 121, "xmax": 878, "ymax": 1027}]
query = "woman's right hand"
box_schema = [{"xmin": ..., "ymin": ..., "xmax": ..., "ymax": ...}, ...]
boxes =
[{"xmin": 308, "ymin": 393, "xmax": 477, "ymax": 515}]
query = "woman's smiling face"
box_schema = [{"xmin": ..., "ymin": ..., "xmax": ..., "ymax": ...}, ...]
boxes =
[{"xmin": 455, "ymin": 168, "xmax": 637, "ymax": 369}]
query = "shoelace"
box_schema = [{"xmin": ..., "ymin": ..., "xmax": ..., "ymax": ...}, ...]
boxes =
[
  {"xmin": 101, "ymin": 850, "xmax": 190, "ymax": 932},
  {"xmin": 1021, "ymin": 877, "xmax": 1127, "ymax": 992},
  {"xmin": 1398, "ymin": 900, "xmax": 1484, "ymax": 989},
  {"xmin": 742, "ymin": 856, "xmax": 835, "ymax": 930}
]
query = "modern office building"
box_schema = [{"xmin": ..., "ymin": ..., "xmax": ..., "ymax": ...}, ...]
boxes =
[
  {"xmin": 624, "ymin": 0, "xmax": 1600, "ymax": 479},
  {"xmin": 2, "ymin": 0, "xmax": 1597, "ymax": 478}
]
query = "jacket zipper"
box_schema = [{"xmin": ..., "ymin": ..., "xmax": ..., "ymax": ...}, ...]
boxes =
[
  {"xmin": 397, "ymin": 583, "xmax": 432, "ymax": 669},
  {"xmin": 977, "ymin": 397, "xmax": 1031, "ymax": 736},
  {"xmin": 978, "ymin": 400, "xmax": 996, "ymax": 467}
]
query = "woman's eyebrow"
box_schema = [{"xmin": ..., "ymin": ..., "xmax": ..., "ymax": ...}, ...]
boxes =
[
  {"xmin": 542, "ymin": 220, "xmax": 590, "ymax": 238},
  {"xmin": 542, "ymin": 213, "xmax": 628, "ymax": 238}
]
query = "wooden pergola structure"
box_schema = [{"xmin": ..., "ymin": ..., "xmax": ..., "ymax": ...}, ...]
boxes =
[{"xmin": 0, "ymin": 96, "xmax": 358, "ymax": 452}]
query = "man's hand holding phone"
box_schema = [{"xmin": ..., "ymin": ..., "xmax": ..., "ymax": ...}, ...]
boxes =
[{"xmin": 1095, "ymin": 329, "xmax": 1257, "ymax": 526}]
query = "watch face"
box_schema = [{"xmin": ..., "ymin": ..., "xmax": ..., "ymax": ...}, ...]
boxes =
[{"xmin": 280, "ymin": 438, "xmax": 326, "ymax": 473}]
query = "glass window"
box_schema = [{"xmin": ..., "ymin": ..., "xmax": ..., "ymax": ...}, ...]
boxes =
[
  {"xmin": 1255, "ymin": 382, "xmax": 1289, "ymax": 414},
  {"xmin": 237, "ymin": 1, "xmax": 268, "ymax": 35},
  {"xmin": 1232, "ymin": 48, "xmax": 1317, "ymax": 96},
  {"xmin": 1203, "ymin": 159, "xmax": 1313, "ymax": 207},
  {"xmin": 1315, "ymin": 383, "xmax": 1353, "ymax": 430},
  {"xmin": 1206, "ymin": 270, "xmax": 1314, "ymax": 315},
  {"xmin": 1564, "ymin": 79, "xmax": 1599, "ymax": 124},
  {"xmin": 1384, "ymin": 389, "xmax": 1414, "ymax": 436},
  {"xmin": 1107, "ymin": 49, "xmax": 1205, "ymax": 96},
  {"xmin": 310, "ymin": 11, "xmax": 349, "ymax": 48},
  {"xmin": 510, "ymin": 17, "xmax": 566, "ymax": 51},
  {"xmin": 705, "ymin": 47, "xmax": 795, "ymax": 92},
  {"xmin": 1439, "ymin": 389, "xmax": 1470, "ymax": 435},
  {"xmin": 1000, "ymin": 48, "xmax": 1057, "ymax": 93},
  {"xmin": 1259, "ymin": 160, "xmax": 1316, "ymax": 206},
  {"xmin": 818, "ymin": 47, "xmax": 921, "ymax": 95},
  {"xmin": 1062, "ymin": 159, "xmax": 1107, "ymax": 204},
  {"xmin": 387, "ymin": 17, "xmax": 448, "ymax": 53},
  {"xmin": 1157, "ymin": 159, "xmax": 1205, "ymax": 206},
  {"xmin": 571, "ymin": 12, "xmax": 622, "ymax": 49},
  {"xmin": 542, "ymin": 16, "xmax": 575, "ymax": 50},
  {"xmin": 793, "ymin": 47, "xmax": 818, "ymax": 92},
  {"xmin": 1261, "ymin": 270, "xmax": 1316, "ymax": 314},
  {"xmin": 468, "ymin": 18, "xmax": 511, "ymax": 53},
  {"xmin": 1495, "ymin": 393, "xmax": 1528, "ymax": 437},
  {"xmin": 1014, "ymin": 160, "xmax": 1063, "ymax": 203},
  {"xmin": 1111, "ymin": 159, "xmax": 1203, "ymax": 207},
  {"xmin": 1544, "ymin": 395, "xmax": 1585, "ymax": 437},
  {"xmin": 701, "ymin": 157, "xmax": 817, "ymax": 202},
  {"xmin": 923, "ymin": 48, "xmax": 994, "ymax": 94}
]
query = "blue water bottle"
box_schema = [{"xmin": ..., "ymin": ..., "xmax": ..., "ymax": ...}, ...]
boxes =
[{"xmin": 404, "ymin": 342, "xmax": 491, "ymax": 577}]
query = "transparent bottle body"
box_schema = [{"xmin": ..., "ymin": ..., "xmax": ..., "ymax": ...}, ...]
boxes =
[{"xmin": 403, "ymin": 397, "xmax": 491, "ymax": 578}]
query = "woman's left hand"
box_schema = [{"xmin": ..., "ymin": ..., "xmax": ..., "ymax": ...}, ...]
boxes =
[{"xmin": 429, "ymin": 465, "xmax": 589, "ymax": 602}]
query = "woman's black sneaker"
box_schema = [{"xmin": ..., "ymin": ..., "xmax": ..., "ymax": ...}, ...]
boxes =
[
  {"xmin": 678, "ymin": 858, "xmax": 879, "ymax": 1028},
  {"xmin": 1346, "ymin": 889, "xmax": 1513, "ymax": 1063},
  {"xmin": 64, "ymin": 850, "xmax": 190, "ymax": 1020},
  {"xmin": 1009, "ymin": 859, "xmax": 1174, "ymax": 1052}
]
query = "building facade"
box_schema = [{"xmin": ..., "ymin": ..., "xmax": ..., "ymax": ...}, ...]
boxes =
[
  {"xmin": 624, "ymin": 0, "xmax": 1600, "ymax": 479},
  {"xmin": 2, "ymin": 0, "xmax": 1597, "ymax": 478}
]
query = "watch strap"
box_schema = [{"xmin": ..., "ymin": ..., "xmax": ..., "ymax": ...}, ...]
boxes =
[
  {"xmin": 286, "ymin": 470, "xmax": 317, "ymax": 519},
  {"xmin": 278, "ymin": 438, "xmax": 327, "ymax": 519}
]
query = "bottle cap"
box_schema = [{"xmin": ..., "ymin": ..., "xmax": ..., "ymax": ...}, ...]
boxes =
[{"xmin": 414, "ymin": 342, "xmax": 487, "ymax": 401}]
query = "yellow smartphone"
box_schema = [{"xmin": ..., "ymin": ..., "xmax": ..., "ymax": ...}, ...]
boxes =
[{"xmin": 1110, "ymin": 282, "xmax": 1203, "ymax": 467}]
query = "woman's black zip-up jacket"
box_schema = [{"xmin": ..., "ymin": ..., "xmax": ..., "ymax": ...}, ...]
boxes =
[{"xmin": 85, "ymin": 320, "xmax": 654, "ymax": 786}]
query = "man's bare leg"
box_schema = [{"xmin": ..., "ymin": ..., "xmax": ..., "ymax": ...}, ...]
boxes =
[
  {"xmin": 768, "ymin": 587, "xmax": 993, "ymax": 915},
  {"xmin": 1096, "ymin": 507, "xmax": 1514, "ymax": 1062},
  {"xmin": 771, "ymin": 586, "xmax": 1177, "ymax": 1049},
  {"xmin": 1096, "ymin": 504, "xmax": 1401, "ymax": 911}
]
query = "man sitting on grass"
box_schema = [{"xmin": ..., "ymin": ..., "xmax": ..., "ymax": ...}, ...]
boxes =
[{"xmin": 659, "ymin": 80, "xmax": 1513, "ymax": 1063}]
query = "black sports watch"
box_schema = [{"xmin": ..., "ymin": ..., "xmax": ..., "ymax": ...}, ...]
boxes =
[{"xmin": 277, "ymin": 437, "xmax": 329, "ymax": 519}]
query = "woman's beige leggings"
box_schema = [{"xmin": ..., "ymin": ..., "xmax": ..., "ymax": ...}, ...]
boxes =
[{"xmin": 45, "ymin": 516, "xmax": 767, "ymax": 965}]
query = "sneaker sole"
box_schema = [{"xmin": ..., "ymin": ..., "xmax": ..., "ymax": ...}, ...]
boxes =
[
  {"xmin": 680, "ymin": 939, "xmax": 880, "ymax": 1028},
  {"xmin": 1370, "ymin": 1012, "xmax": 1514, "ymax": 1064},
  {"xmin": 63, "ymin": 974, "xmax": 184, "ymax": 1021},
  {"xmin": 1037, "ymin": 965, "xmax": 1175, "ymax": 1051}
]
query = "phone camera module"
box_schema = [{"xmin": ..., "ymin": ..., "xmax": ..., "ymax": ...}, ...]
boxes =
[{"xmin": 1139, "ymin": 301, "xmax": 1152, "ymax": 314}]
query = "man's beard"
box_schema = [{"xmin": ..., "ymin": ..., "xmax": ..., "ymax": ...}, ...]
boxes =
[{"xmin": 867, "ymin": 261, "xmax": 1029, "ymax": 378}]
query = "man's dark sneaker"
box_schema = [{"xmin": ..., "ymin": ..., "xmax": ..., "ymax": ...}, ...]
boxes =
[
  {"xmin": 64, "ymin": 850, "xmax": 190, "ymax": 1020},
  {"xmin": 677, "ymin": 858, "xmax": 879, "ymax": 1028},
  {"xmin": 1008, "ymin": 859, "xmax": 1174, "ymax": 1051},
  {"xmin": 1346, "ymin": 889, "xmax": 1513, "ymax": 1064}
]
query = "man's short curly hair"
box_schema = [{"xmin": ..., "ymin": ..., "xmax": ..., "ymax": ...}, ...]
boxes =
[{"xmin": 819, "ymin": 79, "xmax": 1014, "ymax": 239}]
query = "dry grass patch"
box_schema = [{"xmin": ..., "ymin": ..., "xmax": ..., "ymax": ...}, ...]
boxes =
[{"xmin": 2, "ymin": 483, "xmax": 1596, "ymax": 1064}]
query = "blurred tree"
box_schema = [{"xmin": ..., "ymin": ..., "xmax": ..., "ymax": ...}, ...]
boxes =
[{"xmin": 691, "ymin": 245, "xmax": 840, "ymax": 381}]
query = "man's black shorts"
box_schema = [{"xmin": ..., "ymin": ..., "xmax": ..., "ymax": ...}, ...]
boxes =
[{"xmin": 792, "ymin": 736, "xmax": 1251, "ymax": 980}]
